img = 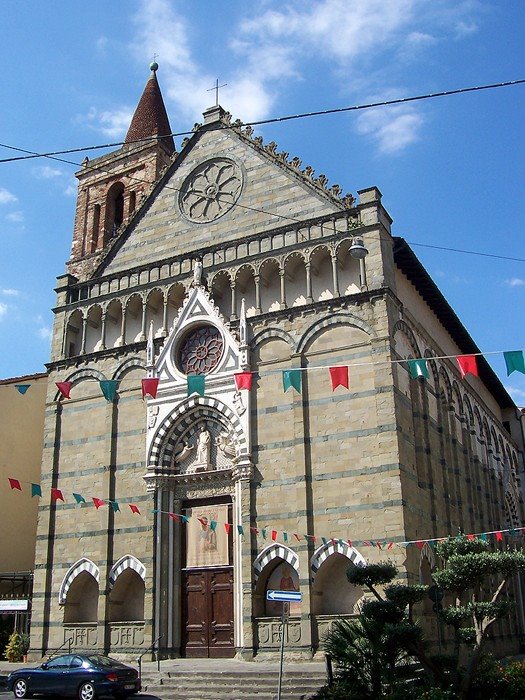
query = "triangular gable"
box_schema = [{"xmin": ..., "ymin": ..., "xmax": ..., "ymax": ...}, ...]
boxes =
[
  {"xmin": 98, "ymin": 118, "xmax": 347, "ymax": 277},
  {"xmin": 154, "ymin": 286, "xmax": 241, "ymax": 385}
]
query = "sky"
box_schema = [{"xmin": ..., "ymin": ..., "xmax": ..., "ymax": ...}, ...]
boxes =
[{"xmin": 0, "ymin": 0, "xmax": 523, "ymax": 405}]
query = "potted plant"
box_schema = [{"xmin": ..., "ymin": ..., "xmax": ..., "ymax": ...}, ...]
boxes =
[
  {"xmin": 21, "ymin": 634, "xmax": 30, "ymax": 662},
  {"xmin": 4, "ymin": 631, "xmax": 23, "ymax": 663}
]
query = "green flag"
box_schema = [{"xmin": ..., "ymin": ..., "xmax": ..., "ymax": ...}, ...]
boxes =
[
  {"xmin": 100, "ymin": 380, "xmax": 118, "ymax": 401},
  {"xmin": 31, "ymin": 483, "xmax": 42, "ymax": 497},
  {"xmin": 282, "ymin": 369, "xmax": 302, "ymax": 393},
  {"xmin": 187, "ymin": 375, "xmax": 205, "ymax": 396},
  {"xmin": 73, "ymin": 493, "xmax": 86, "ymax": 504},
  {"xmin": 110, "ymin": 501, "xmax": 120, "ymax": 513},
  {"xmin": 407, "ymin": 359, "xmax": 429, "ymax": 380},
  {"xmin": 504, "ymin": 350, "xmax": 525, "ymax": 376}
]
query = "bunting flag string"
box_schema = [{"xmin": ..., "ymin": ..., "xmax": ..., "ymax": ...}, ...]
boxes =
[
  {"xmin": 4, "ymin": 348, "xmax": 524, "ymax": 400},
  {"xmin": 4, "ymin": 475, "xmax": 525, "ymax": 549}
]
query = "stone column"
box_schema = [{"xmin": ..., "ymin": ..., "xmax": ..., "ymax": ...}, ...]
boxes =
[
  {"xmin": 139, "ymin": 298, "xmax": 147, "ymax": 342},
  {"xmin": 230, "ymin": 281, "xmax": 237, "ymax": 320},
  {"xmin": 232, "ymin": 459, "xmax": 254, "ymax": 659},
  {"xmin": 331, "ymin": 252, "xmax": 340, "ymax": 297},
  {"xmin": 116, "ymin": 307, "xmax": 126, "ymax": 347},
  {"xmin": 80, "ymin": 315, "xmax": 87, "ymax": 354},
  {"xmin": 254, "ymin": 275, "xmax": 262, "ymax": 314},
  {"xmin": 279, "ymin": 270, "xmax": 286, "ymax": 310},
  {"xmin": 100, "ymin": 311, "xmax": 107, "ymax": 351},
  {"xmin": 359, "ymin": 258, "xmax": 368, "ymax": 291},
  {"xmin": 161, "ymin": 295, "xmax": 169, "ymax": 336},
  {"xmin": 305, "ymin": 262, "xmax": 313, "ymax": 303}
]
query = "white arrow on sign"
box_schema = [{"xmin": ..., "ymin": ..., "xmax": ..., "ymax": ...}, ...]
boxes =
[{"xmin": 266, "ymin": 589, "xmax": 303, "ymax": 603}]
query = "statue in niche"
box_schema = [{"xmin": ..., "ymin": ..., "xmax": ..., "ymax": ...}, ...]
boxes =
[
  {"xmin": 195, "ymin": 423, "xmax": 212, "ymax": 468},
  {"xmin": 215, "ymin": 428, "xmax": 237, "ymax": 460},
  {"xmin": 193, "ymin": 258, "xmax": 203, "ymax": 287}
]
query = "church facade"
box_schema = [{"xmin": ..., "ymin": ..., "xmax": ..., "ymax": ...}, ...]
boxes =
[{"xmin": 30, "ymin": 66, "xmax": 524, "ymax": 660}]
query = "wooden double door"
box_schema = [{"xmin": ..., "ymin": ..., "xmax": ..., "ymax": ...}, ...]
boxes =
[{"xmin": 181, "ymin": 567, "xmax": 235, "ymax": 657}]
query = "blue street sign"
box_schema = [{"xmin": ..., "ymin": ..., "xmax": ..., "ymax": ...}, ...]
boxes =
[{"xmin": 266, "ymin": 589, "xmax": 303, "ymax": 603}]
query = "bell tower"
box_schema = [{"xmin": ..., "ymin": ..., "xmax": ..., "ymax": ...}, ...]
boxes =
[{"xmin": 67, "ymin": 62, "xmax": 175, "ymax": 280}]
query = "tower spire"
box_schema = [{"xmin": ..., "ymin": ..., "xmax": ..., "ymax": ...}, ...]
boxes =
[{"xmin": 124, "ymin": 63, "xmax": 175, "ymax": 154}]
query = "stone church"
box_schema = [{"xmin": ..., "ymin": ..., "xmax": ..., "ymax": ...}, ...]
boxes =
[{"xmin": 30, "ymin": 64, "xmax": 524, "ymax": 660}]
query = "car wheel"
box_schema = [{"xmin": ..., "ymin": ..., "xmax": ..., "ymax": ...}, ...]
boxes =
[
  {"xmin": 13, "ymin": 678, "xmax": 33, "ymax": 698},
  {"xmin": 78, "ymin": 681, "xmax": 97, "ymax": 700}
]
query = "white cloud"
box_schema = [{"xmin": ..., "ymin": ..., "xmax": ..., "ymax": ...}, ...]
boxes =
[
  {"xmin": 64, "ymin": 181, "xmax": 77, "ymax": 197},
  {"xmin": 356, "ymin": 104, "xmax": 423, "ymax": 154},
  {"xmin": 37, "ymin": 326, "xmax": 52, "ymax": 340},
  {"xmin": 505, "ymin": 278, "xmax": 525, "ymax": 287},
  {"xmin": 32, "ymin": 165, "xmax": 63, "ymax": 180},
  {"xmin": 77, "ymin": 106, "xmax": 135, "ymax": 139},
  {"xmin": 0, "ymin": 302, "xmax": 7, "ymax": 319},
  {"xmin": 0, "ymin": 187, "xmax": 17, "ymax": 205},
  {"xmin": 5, "ymin": 211, "xmax": 24, "ymax": 223},
  {"xmin": 506, "ymin": 385, "xmax": 525, "ymax": 405},
  {"xmin": 1, "ymin": 289, "xmax": 19, "ymax": 296}
]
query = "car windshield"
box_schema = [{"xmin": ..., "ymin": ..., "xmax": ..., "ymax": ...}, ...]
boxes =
[{"xmin": 86, "ymin": 655, "xmax": 119, "ymax": 668}]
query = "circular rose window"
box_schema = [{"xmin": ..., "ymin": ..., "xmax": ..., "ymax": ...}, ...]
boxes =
[
  {"xmin": 178, "ymin": 325, "xmax": 224, "ymax": 375},
  {"xmin": 179, "ymin": 158, "xmax": 243, "ymax": 223}
]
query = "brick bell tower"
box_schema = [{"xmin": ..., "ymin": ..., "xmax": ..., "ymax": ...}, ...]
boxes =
[{"xmin": 67, "ymin": 62, "xmax": 175, "ymax": 281}]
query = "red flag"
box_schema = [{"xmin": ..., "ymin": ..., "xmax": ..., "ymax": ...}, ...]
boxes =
[
  {"xmin": 271, "ymin": 530, "xmax": 277, "ymax": 541},
  {"xmin": 495, "ymin": 531, "xmax": 503, "ymax": 541},
  {"xmin": 224, "ymin": 523, "xmax": 231, "ymax": 534},
  {"xmin": 293, "ymin": 533, "xmax": 301, "ymax": 541},
  {"xmin": 387, "ymin": 542, "xmax": 394, "ymax": 550},
  {"xmin": 234, "ymin": 372, "xmax": 253, "ymax": 391},
  {"xmin": 92, "ymin": 497, "xmax": 105, "ymax": 509},
  {"xmin": 8, "ymin": 478, "xmax": 22, "ymax": 491},
  {"xmin": 456, "ymin": 355, "xmax": 478, "ymax": 378},
  {"xmin": 329, "ymin": 366, "xmax": 349, "ymax": 390},
  {"xmin": 56, "ymin": 381, "xmax": 72, "ymax": 399},
  {"xmin": 250, "ymin": 527, "xmax": 259, "ymax": 535},
  {"xmin": 129, "ymin": 504, "xmax": 140, "ymax": 514},
  {"xmin": 169, "ymin": 512, "xmax": 180, "ymax": 522},
  {"xmin": 141, "ymin": 378, "xmax": 159, "ymax": 400},
  {"xmin": 347, "ymin": 539, "xmax": 352, "ymax": 548},
  {"xmin": 467, "ymin": 533, "xmax": 475, "ymax": 540},
  {"xmin": 51, "ymin": 488, "xmax": 64, "ymax": 503},
  {"xmin": 416, "ymin": 540, "xmax": 424, "ymax": 549},
  {"xmin": 197, "ymin": 517, "xmax": 209, "ymax": 529}
]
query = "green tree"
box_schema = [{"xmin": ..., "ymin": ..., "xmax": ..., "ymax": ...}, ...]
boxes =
[
  {"xmin": 322, "ymin": 561, "xmax": 434, "ymax": 697},
  {"xmin": 433, "ymin": 536, "xmax": 525, "ymax": 698}
]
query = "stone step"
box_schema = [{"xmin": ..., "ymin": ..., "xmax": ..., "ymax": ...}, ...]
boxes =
[{"xmin": 139, "ymin": 669, "xmax": 325, "ymax": 699}]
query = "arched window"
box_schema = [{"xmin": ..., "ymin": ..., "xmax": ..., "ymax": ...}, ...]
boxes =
[
  {"xmin": 253, "ymin": 544, "xmax": 300, "ymax": 617},
  {"xmin": 104, "ymin": 182, "xmax": 125, "ymax": 245},
  {"xmin": 60, "ymin": 559, "xmax": 100, "ymax": 624},
  {"xmin": 311, "ymin": 542, "xmax": 366, "ymax": 616},
  {"xmin": 108, "ymin": 569, "xmax": 145, "ymax": 622}
]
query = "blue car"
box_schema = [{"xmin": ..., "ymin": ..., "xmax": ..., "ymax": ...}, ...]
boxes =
[{"xmin": 6, "ymin": 653, "xmax": 141, "ymax": 699}]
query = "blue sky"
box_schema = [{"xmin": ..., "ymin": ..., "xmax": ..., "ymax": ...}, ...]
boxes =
[{"xmin": 0, "ymin": 0, "xmax": 523, "ymax": 405}]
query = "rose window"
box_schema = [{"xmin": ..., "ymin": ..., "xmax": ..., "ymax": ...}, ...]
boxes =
[
  {"xmin": 179, "ymin": 158, "xmax": 243, "ymax": 223},
  {"xmin": 178, "ymin": 326, "xmax": 223, "ymax": 375}
]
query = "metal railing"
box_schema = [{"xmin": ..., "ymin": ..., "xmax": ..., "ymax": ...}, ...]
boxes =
[
  {"xmin": 136, "ymin": 635, "xmax": 162, "ymax": 682},
  {"xmin": 46, "ymin": 637, "xmax": 73, "ymax": 660}
]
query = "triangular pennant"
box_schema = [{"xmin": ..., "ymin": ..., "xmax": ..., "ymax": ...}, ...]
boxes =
[
  {"xmin": 210, "ymin": 520, "xmax": 217, "ymax": 531},
  {"xmin": 467, "ymin": 533, "xmax": 475, "ymax": 540},
  {"xmin": 456, "ymin": 355, "xmax": 478, "ymax": 378},
  {"xmin": 495, "ymin": 531, "xmax": 503, "ymax": 541},
  {"xmin": 31, "ymin": 483, "xmax": 42, "ymax": 497},
  {"xmin": 329, "ymin": 366, "xmax": 349, "ymax": 390},
  {"xmin": 56, "ymin": 381, "xmax": 72, "ymax": 399},
  {"xmin": 92, "ymin": 497, "xmax": 106, "ymax": 509},
  {"xmin": 14, "ymin": 384, "xmax": 30, "ymax": 395},
  {"xmin": 169, "ymin": 512, "xmax": 180, "ymax": 521},
  {"xmin": 51, "ymin": 488, "xmax": 64, "ymax": 503},
  {"xmin": 197, "ymin": 517, "xmax": 209, "ymax": 529},
  {"xmin": 261, "ymin": 528, "xmax": 267, "ymax": 540},
  {"xmin": 187, "ymin": 375, "xmax": 205, "ymax": 397},
  {"xmin": 110, "ymin": 501, "xmax": 120, "ymax": 513},
  {"xmin": 129, "ymin": 504, "xmax": 140, "ymax": 514},
  {"xmin": 224, "ymin": 522, "xmax": 231, "ymax": 534},
  {"xmin": 237, "ymin": 525, "xmax": 244, "ymax": 536},
  {"xmin": 283, "ymin": 532, "xmax": 288, "ymax": 542},
  {"xmin": 141, "ymin": 377, "xmax": 160, "ymax": 400},
  {"xmin": 181, "ymin": 515, "xmax": 190, "ymax": 524},
  {"xmin": 250, "ymin": 527, "xmax": 259, "ymax": 535},
  {"xmin": 99, "ymin": 380, "xmax": 118, "ymax": 401},
  {"xmin": 504, "ymin": 351, "xmax": 525, "ymax": 376},
  {"xmin": 347, "ymin": 539, "xmax": 352, "ymax": 548},
  {"xmin": 8, "ymin": 478, "xmax": 22, "ymax": 491},
  {"xmin": 416, "ymin": 541, "xmax": 424, "ymax": 549},
  {"xmin": 271, "ymin": 530, "xmax": 278, "ymax": 541},
  {"xmin": 282, "ymin": 369, "xmax": 302, "ymax": 393},
  {"xmin": 407, "ymin": 359, "xmax": 429, "ymax": 380},
  {"xmin": 234, "ymin": 372, "xmax": 253, "ymax": 391},
  {"xmin": 479, "ymin": 533, "xmax": 488, "ymax": 542},
  {"xmin": 293, "ymin": 533, "xmax": 301, "ymax": 541},
  {"xmin": 321, "ymin": 537, "xmax": 328, "ymax": 546},
  {"xmin": 387, "ymin": 542, "xmax": 394, "ymax": 550},
  {"xmin": 73, "ymin": 493, "xmax": 86, "ymax": 504}
]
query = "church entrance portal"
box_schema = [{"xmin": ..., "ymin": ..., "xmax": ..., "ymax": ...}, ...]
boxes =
[{"xmin": 181, "ymin": 500, "xmax": 234, "ymax": 658}]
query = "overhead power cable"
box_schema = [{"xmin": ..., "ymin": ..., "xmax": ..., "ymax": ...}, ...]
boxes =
[{"xmin": 0, "ymin": 78, "xmax": 522, "ymax": 164}]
